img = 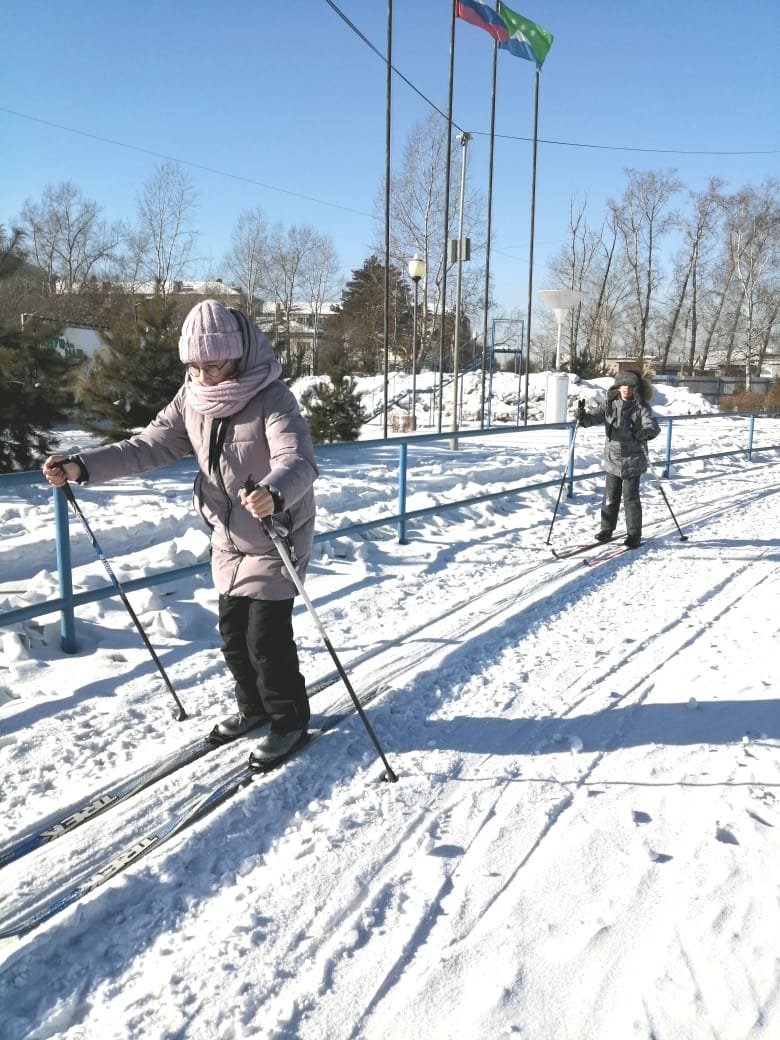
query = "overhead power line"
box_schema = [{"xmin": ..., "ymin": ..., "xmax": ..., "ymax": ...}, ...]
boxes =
[
  {"xmin": 324, "ymin": 0, "xmax": 779, "ymax": 158},
  {"xmin": 2, "ymin": 5, "xmax": 777, "ymax": 227},
  {"xmin": 0, "ymin": 106, "xmax": 373, "ymax": 219}
]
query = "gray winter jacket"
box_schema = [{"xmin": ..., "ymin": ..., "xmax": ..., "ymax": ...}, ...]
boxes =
[
  {"xmin": 580, "ymin": 390, "xmax": 660, "ymax": 478},
  {"xmin": 80, "ymin": 381, "xmax": 318, "ymax": 601}
]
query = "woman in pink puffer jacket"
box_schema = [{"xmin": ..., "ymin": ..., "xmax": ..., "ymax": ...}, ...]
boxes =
[{"xmin": 44, "ymin": 300, "xmax": 318, "ymax": 770}]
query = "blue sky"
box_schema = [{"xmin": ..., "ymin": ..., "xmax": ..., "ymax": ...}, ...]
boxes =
[{"xmin": 1, "ymin": 0, "xmax": 778, "ymax": 314}]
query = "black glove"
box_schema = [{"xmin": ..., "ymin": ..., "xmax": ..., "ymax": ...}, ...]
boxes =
[{"xmin": 576, "ymin": 399, "xmax": 587, "ymax": 422}]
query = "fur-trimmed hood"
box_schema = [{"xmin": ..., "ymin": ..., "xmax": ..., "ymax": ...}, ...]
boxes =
[{"xmin": 613, "ymin": 369, "xmax": 654, "ymax": 402}]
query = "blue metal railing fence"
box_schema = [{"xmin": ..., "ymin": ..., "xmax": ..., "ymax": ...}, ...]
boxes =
[{"xmin": 1, "ymin": 412, "xmax": 778, "ymax": 651}]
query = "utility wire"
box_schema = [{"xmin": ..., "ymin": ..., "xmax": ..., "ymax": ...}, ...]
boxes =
[
  {"xmin": 484, "ymin": 130, "xmax": 779, "ymax": 156},
  {"xmin": 2, "ymin": 4, "xmax": 776, "ymax": 228},
  {"xmin": 323, "ymin": 0, "xmax": 463, "ymax": 133},
  {"xmin": 324, "ymin": 0, "xmax": 779, "ymax": 158},
  {"xmin": 0, "ymin": 106, "xmax": 372, "ymax": 219}
]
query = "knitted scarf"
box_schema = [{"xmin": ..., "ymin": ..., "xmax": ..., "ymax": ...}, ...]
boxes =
[{"xmin": 185, "ymin": 320, "xmax": 282, "ymax": 418}]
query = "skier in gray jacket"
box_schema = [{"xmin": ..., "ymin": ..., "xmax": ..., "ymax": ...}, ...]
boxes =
[
  {"xmin": 43, "ymin": 299, "xmax": 318, "ymax": 769},
  {"xmin": 577, "ymin": 369, "xmax": 660, "ymax": 549}
]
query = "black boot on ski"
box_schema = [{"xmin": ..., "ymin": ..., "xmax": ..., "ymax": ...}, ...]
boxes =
[
  {"xmin": 595, "ymin": 529, "xmax": 613, "ymax": 543},
  {"xmin": 248, "ymin": 728, "xmax": 309, "ymax": 771},
  {"xmin": 209, "ymin": 712, "xmax": 268, "ymax": 745},
  {"xmin": 624, "ymin": 534, "xmax": 641, "ymax": 549}
]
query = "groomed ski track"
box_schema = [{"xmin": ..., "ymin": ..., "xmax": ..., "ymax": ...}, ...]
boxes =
[
  {"xmin": 0, "ymin": 472, "xmax": 761, "ymax": 916},
  {"xmin": 1, "ymin": 459, "xmax": 779, "ymax": 1040},
  {"xmin": 0, "ymin": 473, "xmax": 775, "ymax": 921}
]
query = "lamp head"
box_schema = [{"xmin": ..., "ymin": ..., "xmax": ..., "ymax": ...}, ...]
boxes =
[{"xmin": 408, "ymin": 254, "xmax": 425, "ymax": 283}]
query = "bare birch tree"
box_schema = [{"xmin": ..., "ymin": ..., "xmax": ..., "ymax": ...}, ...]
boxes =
[
  {"xmin": 609, "ymin": 168, "xmax": 682, "ymax": 361},
  {"xmin": 695, "ymin": 257, "xmax": 736, "ymax": 371},
  {"xmin": 657, "ymin": 178, "xmax": 724, "ymax": 371},
  {"xmin": 383, "ymin": 112, "xmax": 485, "ymax": 369},
  {"xmin": 224, "ymin": 206, "xmax": 269, "ymax": 316},
  {"xmin": 261, "ymin": 223, "xmax": 319, "ymax": 375},
  {"xmin": 299, "ymin": 232, "xmax": 340, "ymax": 375},
  {"xmin": 20, "ymin": 182, "xmax": 121, "ymax": 294},
  {"xmin": 133, "ymin": 162, "xmax": 198, "ymax": 295},
  {"xmin": 545, "ymin": 198, "xmax": 629, "ymax": 374},
  {"xmin": 723, "ymin": 179, "xmax": 780, "ymax": 386}
]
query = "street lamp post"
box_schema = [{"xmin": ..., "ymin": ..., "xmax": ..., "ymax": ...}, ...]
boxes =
[{"xmin": 408, "ymin": 254, "xmax": 425, "ymax": 432}]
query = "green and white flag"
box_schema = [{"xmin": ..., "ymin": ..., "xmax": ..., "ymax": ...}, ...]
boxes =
[{"xmin": 497, "ymin": 2, "xmax": 553, "ymax": 67}]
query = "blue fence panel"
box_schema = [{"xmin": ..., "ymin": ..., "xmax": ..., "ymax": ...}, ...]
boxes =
[{"xmin": 1, "ymin": 412, "xmax": 779, "ymax": 651}]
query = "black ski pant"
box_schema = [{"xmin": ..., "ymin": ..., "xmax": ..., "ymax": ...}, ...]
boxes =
[
  {"xmin": 218, "ymin": 595, "xmax": 310, "ymax": 735},
  {"xmin": 601, "ymin": 473, "xmax": 642, "ymax": 538}
]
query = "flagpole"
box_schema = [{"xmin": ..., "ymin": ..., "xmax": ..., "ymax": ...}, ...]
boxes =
[
  {"xmin": 480, "ymin": 27, "xmax": 498, "ymax": 430},
  {"xmin": 438, "ymin": 0, "xmax": 457, "ymax": 433},
  {"xmin": 382, "ymin": 0, "xmax": 393, "ymax": 439},
  {"xmin": 522, "ymin": 66, "xmax": 540, "ymax": 426}
]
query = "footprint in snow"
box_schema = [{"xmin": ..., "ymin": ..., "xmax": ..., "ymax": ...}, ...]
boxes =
[
  {"xmin": 715, "ymin": 825, "xmax": 739, "ymax": 846},
  {"xmin": 648, "ymin": 849, "xmax": 673, "ymax": 863},
  {"xmin": 632, "ymin": 810, "xmax": 652, "ymax": 826}
]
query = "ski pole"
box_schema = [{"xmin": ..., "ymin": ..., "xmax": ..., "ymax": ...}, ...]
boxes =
[
  {"xmin": 546, "ymin": 414, "xmax": 580, "ymax": 544},
  {"xmin": 247, "ymin": 486, "xmax": 398, "ymax": 782},
  {"xmin": 646, "ymin": 469, "xmax": 688, "ymax": 542},
  {"xmin": 59, "ymin": 481, "xmax": 188, "ymax": 721}
]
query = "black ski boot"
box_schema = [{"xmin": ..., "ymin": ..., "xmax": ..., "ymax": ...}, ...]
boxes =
[{"xmin": 209, "ymin": 712, "xmax": 268, "ymax": 745}]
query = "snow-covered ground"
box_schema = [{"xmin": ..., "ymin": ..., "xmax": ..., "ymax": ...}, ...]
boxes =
[{"xmin": 0, "ymin": 373, "xmax": 779, "ymax": 1040}]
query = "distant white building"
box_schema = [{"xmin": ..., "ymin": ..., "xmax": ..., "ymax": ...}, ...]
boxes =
[
  {"xmin": 257, "ymin": 302, "xmax": 339, "ymax": 375},
  {"xmin": 111, "ymin": 279, "xmax": 242, "ymax": 298},
  {"xmin": 762, "ymin": 353, "xmax": 780, "ymax": 379},
  {"xmin": 259, "ymin": 301, "xmax": 339, "ymax": 319}
]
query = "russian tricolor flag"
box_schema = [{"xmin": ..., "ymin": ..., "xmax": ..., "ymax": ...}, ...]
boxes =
[{"xmin": 456, "ymin": 0, "xmax": 509, "ymax": 44}]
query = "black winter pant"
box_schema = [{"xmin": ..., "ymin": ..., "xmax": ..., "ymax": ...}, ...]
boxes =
[
  {"xmin": 218, "ymin": 595, "xmax": 310, "ymax": 734},
  {"xmin": 601, "ymin": 473, "xmax": 642, "ymax": 538}
]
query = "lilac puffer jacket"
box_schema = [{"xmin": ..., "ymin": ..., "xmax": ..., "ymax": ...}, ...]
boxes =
[{"xmin": 80, "ymin": 380, "xmax": 317, "ymax": 601}]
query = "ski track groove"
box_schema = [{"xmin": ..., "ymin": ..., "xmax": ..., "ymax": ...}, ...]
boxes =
[
  {"xmin": 0, "ymin": 460, "xmax": 777, "ymax": 1038},
  {"xmin": 195, "ymin": 494, "xmax": 779, "ymax": 1038},
  {"xmin": 1, "ymin": 473, "xmax": 775, "ymax": 926}
]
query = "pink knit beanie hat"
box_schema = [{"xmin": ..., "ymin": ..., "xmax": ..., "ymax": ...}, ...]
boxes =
[{"xmin": 178, "ymin": 300, "xmax": 245, "ymax": 363}]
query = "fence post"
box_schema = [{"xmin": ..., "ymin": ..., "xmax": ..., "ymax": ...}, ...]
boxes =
[
  {"xmin": 662, "ymin": 418, "xmax": 673, "ymax": 478},
  {"xmin": 747, "ymin": 414, "xmax": 755, "ymax": 461},
  {"xmin": 53, "ymin": 486, "xmax": 78, "ymax": 653},
  {"xmin": 397, "ymin": 441, "xmax": 409, "ymax": 544}
]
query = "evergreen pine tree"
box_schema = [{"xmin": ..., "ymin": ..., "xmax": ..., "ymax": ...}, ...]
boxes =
[
  {"xmin": 325, "ymin": 256, "xmax": 413, "ymax": 374},
  {"xmin": 0, "ymin": 228, "xmax": 76, "ymax": 471},
  {"xmin": 300, "ymin": 346, "xmax": 367, "ymax": 443},
  {"xmin": 78, "ymin": 295, "xmax": 185, "ymax": 441}
]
